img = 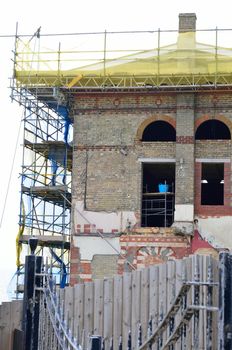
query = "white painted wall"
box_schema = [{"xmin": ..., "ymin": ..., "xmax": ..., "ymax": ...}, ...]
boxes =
[
  {"xmin": 73, "ymin": 236, "xmax": 120, "ymax": 260},
  {"xmin": 174, "ymin": 204, "xmax": 194, "ymax": 221},
  {"xmin": 196, "ymin": 216, "xmax": 232, "ymax": 249},
  {"xmin": 73, "ymin": 201, "xmax": 138, "ymax": 233}
]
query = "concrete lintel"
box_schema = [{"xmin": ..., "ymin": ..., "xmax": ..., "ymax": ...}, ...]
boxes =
[
  {"xmin": 195, "ymin": 158, "xmax": 230, "ymax": 163},
  {"xmin": 138, "ymin": 158, "xmax": 176, "ymax": 163}
]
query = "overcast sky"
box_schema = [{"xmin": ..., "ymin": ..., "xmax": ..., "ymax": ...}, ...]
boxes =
[{"xmin": 0, "ymin": 0, "xmax": 232, "ymax": 302}]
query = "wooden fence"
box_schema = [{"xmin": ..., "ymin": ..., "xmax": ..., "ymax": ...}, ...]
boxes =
[
  {"xmin": 0, "ymin": 255, "xmax": 220, "ymax": 349},
  {"xmin": 0, "ymin": 300, "xmax": 23, "ymax": 350},
  {"xmin": 55, "ymin": 254, "xmax": 219, "ymax": 349}
]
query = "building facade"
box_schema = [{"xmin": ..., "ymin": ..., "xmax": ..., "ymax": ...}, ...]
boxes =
[{"xmin": 69, "ymin": 14, "xmax": 231, "ymax": 284}]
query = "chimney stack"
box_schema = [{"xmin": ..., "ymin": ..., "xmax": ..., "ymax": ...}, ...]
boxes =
[{"xmin": 179, "ymin": 13, "xmax": 197, "ymax": 33}]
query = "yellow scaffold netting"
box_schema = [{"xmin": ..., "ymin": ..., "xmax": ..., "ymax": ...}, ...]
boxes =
[{"xmin": 14, "ymin": 31, "xmax": 232, "ymax": 88}]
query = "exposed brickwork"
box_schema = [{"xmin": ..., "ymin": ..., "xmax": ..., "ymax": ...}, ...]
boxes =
[
  {"xmin": 71, "ymin": 90, "xmax": 232, "ymax": 280},
  {"xmin": 118, "ymin": 234, "xmax": 190, "ymax": 272},
  {"xmin": 176, "ymin": 136, "xmax": 194, "ymax": 144},
  {"xmin": 175, "ymin": 94, "xmax": 195, "ymax": 205},
  {"xmin": 179, "ymin": 13, "xmax": 196, "ymax": 32},
  {"xmin": 69, "ymin": 245, "xmax": 81, "ymax": 286},
  {"xmin": 195, "ymin": 140, "xmax": 231, "ymax": 159},
  {"xmin": 91, "ymin": 255, "xmax": 118, "ymax": 279}
]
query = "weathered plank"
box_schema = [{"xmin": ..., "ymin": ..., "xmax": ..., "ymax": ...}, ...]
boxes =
[
  {"xmin": 25, "ymin": 254, "xmax": 220, "ymax": 349},
  {"xmin": 93, "ymin": 279, "xmax": 104, "ymax": 335},
  {"xmin": 149, "ymin": 264, "xmax": 159, "ymax": 350},
  {"xmin": 131, "ymin": 269, "xmax": 141, "ymax": 349},
  {"xmin": 174, "ymin": 258, "xmax": 183, "ymax": 350},
  {"xmin": 212, "ymin": 256, "xmax": 219, "ymax": 350},
  {"xmin": 166, "ymin": 261, "xmax": 176, "ymax": 343},
  {"xmin": 11, "ymin": 300, "xmax": 23, "ymax": 330},
  {"xmin": 83, "ymin": 282, "xmax": 94, "ymax": 348},
  {"xmin": 103, "ymin": 278, "xmax": 113, "ymax": 349},
  {"xmin": 197, "ymin": 255, "xmax": 203, "ymax": 350},
  {"xmin": 0, "ymin": 302, "xmax": 11, "ymax": 350},
  {"xmin": 159, "ymin": 263, "xmax": 167, "ymax": 346},
  {"xmin": 140, "ymin": 267, "xmax": 149, "ymax": 344},
  {"xmin": 122, "ymin": 272, "xmax": 132, "ymax": 349},
  {"xmin": 113, "ymin": 275, "xmax": 123, "ymax": 350},
  {"xmin": 74, "ymin": 283, "xmax": 84, "ymax": 343},
  {"xmin": 64, "ymin": 286, "xmax": 74, "ymax": 331}
]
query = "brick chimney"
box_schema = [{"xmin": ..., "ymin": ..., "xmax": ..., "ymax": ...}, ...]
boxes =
[{"xmin": 179, "ymin": 13, "xmax": 197, "ymax": 32}]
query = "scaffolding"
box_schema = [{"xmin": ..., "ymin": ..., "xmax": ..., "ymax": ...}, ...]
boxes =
[
  {"xmin": 142, "ymin": 183, "xmax": 175, "ymax": 228},
  {"xmin": 11, "ymin": 25, "xmax": 232, "ymax": 293},
  {"xmin": 11, "ymin": 68, "xmax": 73, "ymax": 294},
  {"xmin": 13, "ymin": 28, "xmax": 232, "ymax": 92}
]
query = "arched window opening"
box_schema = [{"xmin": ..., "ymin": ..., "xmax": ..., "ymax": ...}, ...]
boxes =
[
  {"xmin": 195, "ymin": 120, "xmax": 231, "ymax": 140},
  {"xmin": 142, "ymin": 121, "xmax": 176, "ymax": 142}
]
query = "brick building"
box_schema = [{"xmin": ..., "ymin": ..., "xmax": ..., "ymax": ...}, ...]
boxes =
[
  {"xmin": 13, "ymin": 13, "xmax": 232, "ymax": 285},
  {"xmin": 68, "ymin": 13, "xmax": 232, "ymax": 284}
]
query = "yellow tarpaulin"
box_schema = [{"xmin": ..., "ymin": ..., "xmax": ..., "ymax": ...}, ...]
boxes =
[{"xmin": 14, "ymin": 32, "xmax": 232, "ymax": 88}]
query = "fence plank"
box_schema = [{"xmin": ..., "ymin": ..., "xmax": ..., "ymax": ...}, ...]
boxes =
[
  {"xmin": 29, "ymin": 254, "xmax": 221, "ymax": 350},
  {"xmin": 174, "ymin": 258, "xmax": 183, "ymax": 350},
  {"xmin": 10, "ymin": 300, "xmax": 23, "ymax": 350},
  {"xmin": 140, "ymin": 267, "xmax": 149, "ymax": 344},
  {"xmin": 74, "ymin": 283, "xmax": 84, "ymax": 343},
  {"xmin": 122, "ymin": 272, "xmax": 132, "ymax": 349},
  {"xmin": 64, "ymin": 286, "xmax": 74, "ymax": 331},
  {"xmin": 205, "ymin": 255, "xmax": 214, "ymax": 350},
  {"xmin": 84, "ymin": 282, "xmax": 94, "ymax": 348},
  {"xmin": 103, "ymin": 278, "xmax": 113, "ymax": 349},
  {"xmin": 131, "ymin": 269, "xmax": 141, "ymax": 349},
  {"xmin": 166, "ymin": 260, "xmax": 176, "ymax": 343},
  {"xmin": 11, "ymin": 300, "xmax": 23, "ymax": 330},
  {"xmin": 93, "ymin": 279, "xmax": 104, "ymax": 336},
  {"xmin": 149, "ymin": 265, "xmax": 159, "ymax": 350},
  {"xmin": 159, "ymin": 263, "xmax": 167, "ymax": 347},
  {"xmin": 186, "ymin": 256, "xmax": 193, "ymax": 349},
  {"xmin": 0, "ymin": 302, "xmax": 11, "ymax": 350},
  {"xmin": 202, "ymin": 255, "xmax": 208, "ymax": 350},
  {"xmin": 113, "ymin": 275, "xmax": 123, "ymax": 350},
  {"xmin": 212, "ymin": 255, "xmax": 219, "ymax": 350},
  {"xmin": 197, "ymin": 255, "xmax": 204, "ymax": 350}
]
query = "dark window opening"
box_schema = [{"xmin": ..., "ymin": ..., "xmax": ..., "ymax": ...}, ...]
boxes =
[
  {"xmin": 142, "ymin": 121, "xmax": 176, "ymax": 141},
  {"xmin": 195, "ymin": 120, "xmax": 231, "ymax": 140},
  {"xmin": 142, "ymin": 163, "xmax": 175, "ymax": 227},
  {"xmin": 201, "ymin": 163, "xmax": 224, "ymax": 205}
]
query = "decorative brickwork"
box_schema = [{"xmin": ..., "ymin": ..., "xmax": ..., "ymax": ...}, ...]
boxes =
[
  {"xmin": 176, "ymin": 136, "xmax": 194, "ymax": 144},
  {"xmin": 195, "ymin": 114, "xmax": 232, "ymax": 135},
  {"xmin": 136, "ymin": 114, "xmax": 176, "ymax": 141}
]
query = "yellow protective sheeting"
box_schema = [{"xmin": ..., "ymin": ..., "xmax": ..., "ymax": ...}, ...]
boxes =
[
  {"xmin": 14, "ymin": 32, "xmax": 232, "ymax": 88},
  {"xmin": 16, "ymin": 201, "xmax": 25, "ymax": 268}
]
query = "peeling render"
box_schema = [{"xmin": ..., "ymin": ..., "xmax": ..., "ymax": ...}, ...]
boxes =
[{"xmin": 73, "ymin": 200, "xmax": 138, "ymax": 234}]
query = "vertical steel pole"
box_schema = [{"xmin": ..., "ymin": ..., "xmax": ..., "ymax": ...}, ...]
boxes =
[
  {"xmin": 32, "ymin": 256, "xmax": 42, "ymax": 349},
  {"xmin": 22, "ymin": 254, "xmax": 36, "ymax": 349},
  {"xmin": 215, "ymin": 27, "xmax": 218, "ymax": 87},
  {"xmin": 103, "ymin": 30, "xmax": 107, "ymax": 77},
  {"xmin": 22, "ymin": 238, "xmax": 42, "ymax": 350},
  {"xmin": 157, "ymin": 28, "xmax": 160, "ymax": 86},
  {"xmin": 218, "ymin": 252, "xmax": 232, "ymax": 350}
]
